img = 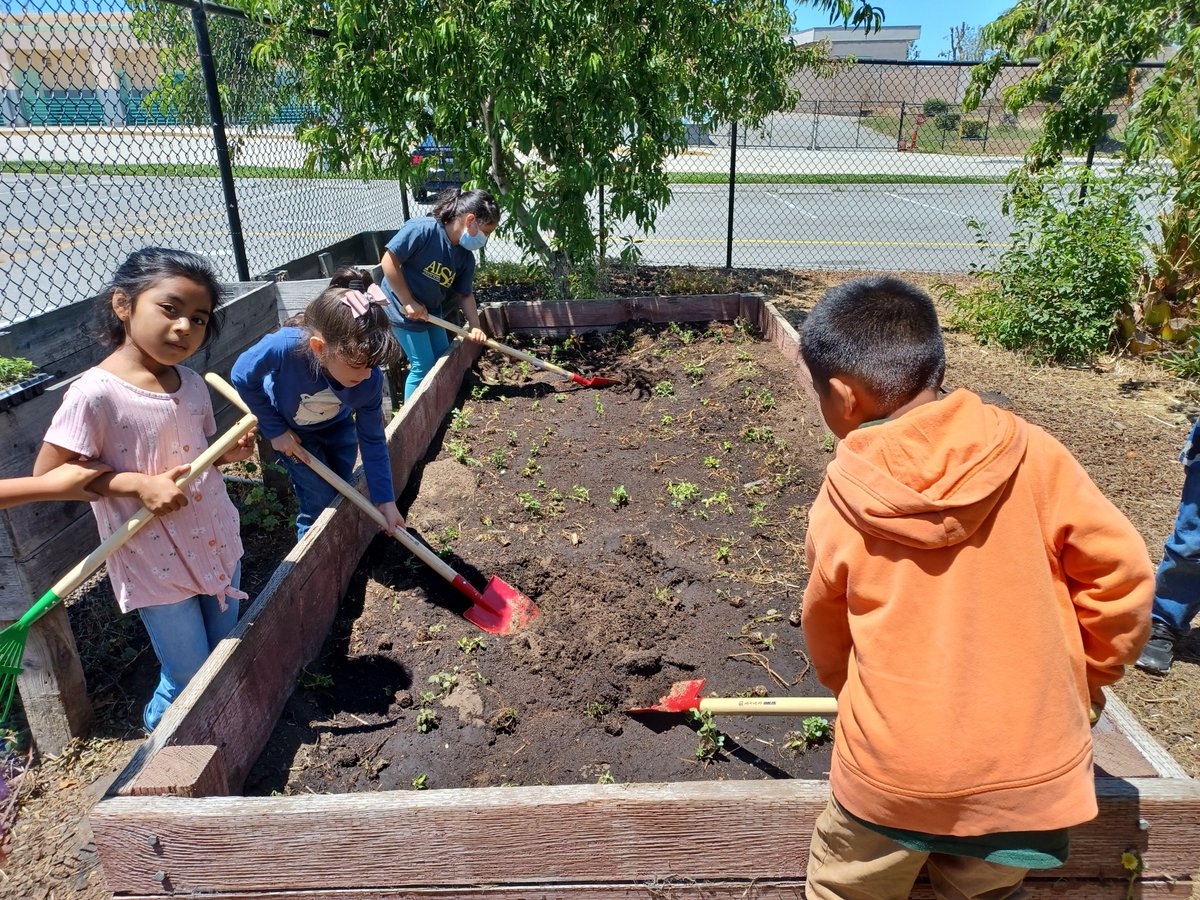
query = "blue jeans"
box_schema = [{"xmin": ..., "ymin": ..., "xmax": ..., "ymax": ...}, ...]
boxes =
[
  {"xmin": 1153, "ymin": 463, "xmax": 1200, "ymax": 634},
  {"xmin": 394, "ymin": 325, "xmax": 450, "ymax": 401},
  {"xmin": 279, "ymin": 420, "xmax": 359, "ymax": 540},
  {"xmin": 139, "ymin": 563, "xmax": 241, "ymax": 732}
]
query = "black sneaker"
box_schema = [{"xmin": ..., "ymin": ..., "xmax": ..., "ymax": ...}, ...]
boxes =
[{"xmin": 1136, "ymin": 622, "xmax": 1180, "ymax": 676}]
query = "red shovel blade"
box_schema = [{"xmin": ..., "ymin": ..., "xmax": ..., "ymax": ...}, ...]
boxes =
[
  {"xmin": 627, "ymin": 678, "xmax": 706, "ymax": 714},
  {"xmin": 462, "ymin": 575, "xmax": 540, "ymax": 635},
  {"xmin": 570, "ymin": 373, "xmax": 621, "ymax": 388}
]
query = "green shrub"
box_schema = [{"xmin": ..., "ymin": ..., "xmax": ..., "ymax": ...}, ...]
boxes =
[
  {"xmin": 960, "ymin": 119, "xmax": 987, "ymax": 140},
  {"xmin": 922, "ymin": 98, "xmax": 950, "ymax": 116},
  {"xmin": 942, "ymin": 167, "xmax": 1145, "ymax": 364},
  {"xmin": 0, "ymin": 356, "xmax": 37, "ymax": 388},
  {"xmin": 934, "ymin": 112, "xmax": 961, "ymax": 132}
]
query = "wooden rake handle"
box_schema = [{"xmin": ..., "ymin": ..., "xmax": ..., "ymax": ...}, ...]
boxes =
[
  {"xmin": 424, "ymin": 313, "xmax": 576, "ymax": 381},
  {"xmin": 205, "ymin": 375, "xmax": 460, "ymax": 587},
  {"xmin": 20, "ymin": 374, "xmax": 257, "ymax": 628}
]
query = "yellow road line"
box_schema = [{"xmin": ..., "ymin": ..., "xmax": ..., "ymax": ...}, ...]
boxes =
[{"xmin": 639, "ymin": 237, "xmax": 1009, "ymax": 248}]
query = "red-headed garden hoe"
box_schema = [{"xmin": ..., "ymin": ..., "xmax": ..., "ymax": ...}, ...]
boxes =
[
  {"xmin": 628, "ymin": 678, "xmax": 838, "ymax": 717},
  {"xmin": 208, "ymin": 377, "xmax": 539, "ymax": 635},
  {"xmin": 426, "ymin": 313, "xmax": 620, "ymax": 388}
]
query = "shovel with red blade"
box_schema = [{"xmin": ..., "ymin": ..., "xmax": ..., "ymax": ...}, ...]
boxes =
[
  {"xmin": 426, "ymin": 313, "xmax": 620, "ymax": 388},
  {"xmin": 628, "ymin": 678, "xmax": 837, "ymax": 717},
  {"xmin": 208, "ymin": 377, "xmax": 538, "ymax": 635}
]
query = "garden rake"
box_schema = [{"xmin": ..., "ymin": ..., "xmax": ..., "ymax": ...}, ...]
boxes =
[
  {"xmin": 425, "ymin": 313, "xmax": 620, "ymax": 388},
  {"xmin": 0, "ymin": 373, "xmax": 257, "ymax": 723},
  {"xmin": 206, "ymin": 376, "xmax": 539, "ymax": 635},
  {"xmin": 627, "ymin": 678, "xmax": 838, "ymax": 717}
]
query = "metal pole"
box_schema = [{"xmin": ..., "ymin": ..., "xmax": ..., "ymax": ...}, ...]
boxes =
[
  {"xmin": 191, "ymin": 1, "xmax": 250, "ymax": 281},
  {"xmin": 982, "ymin": 106, "xmax": 992, "ymax": 153},
  {"xmin": 896, "ymin": 101, "xmax": 906, "ymax": 151},
  {"xmin": 598, "ymin": 180, "xmax": 606, "ymax": 261},
  {"xmin": 1079, "ymin": 144, "xmax": 1096, "ymax": 201},
  {"xmin": 726, "ymin": 120, "xmax": 737, "ymax": 271},
  {"xmin": 400, "ymin": 187, "xmax": 411, "ymax": 223}
]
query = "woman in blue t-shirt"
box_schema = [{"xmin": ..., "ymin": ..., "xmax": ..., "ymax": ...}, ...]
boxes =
[{"xmin": 379, "ymin": 188, "xmax": 501, "ymax": 400}]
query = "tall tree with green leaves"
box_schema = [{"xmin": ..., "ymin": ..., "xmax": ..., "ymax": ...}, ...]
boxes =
[
  {"xmin": 226, "ymin": 0, "xmax": 880, "ymax": 287},
  {"xmin": 965, "ymin": 0, "xmax": 1200, "ymax": 327}
]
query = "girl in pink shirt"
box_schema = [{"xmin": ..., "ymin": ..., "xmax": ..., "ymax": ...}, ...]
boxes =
[{"xmin": 35, "ymin": 248, "xmax": 255, "ymax": 732}]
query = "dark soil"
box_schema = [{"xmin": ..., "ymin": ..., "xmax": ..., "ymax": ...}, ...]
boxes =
[{"xmin": 248, "ymin": 320, "xmax": 840, "ymax": 794}]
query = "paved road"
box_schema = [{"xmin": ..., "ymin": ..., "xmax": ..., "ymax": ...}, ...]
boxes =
[{"xmin": 0, "ymin": 173, "xmax": 1024, "ymax": 324}]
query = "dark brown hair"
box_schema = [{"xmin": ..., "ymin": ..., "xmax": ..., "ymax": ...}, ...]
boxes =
[
  {"xmin": 295, "ymin": 285, "xmax": 400, "ymax": 370},
  {"xmin": 328, "ymin": 266, "xmax": 374, "ymax": 290},
  {"xmin": 97, "ymin": 247, "xmax": 224, "ymax": 348},
  {"xmin": 430, "ymin": 187, "xmax": 500, "ymax": 227}
]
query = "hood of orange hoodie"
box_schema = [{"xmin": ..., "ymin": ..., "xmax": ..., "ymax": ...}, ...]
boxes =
[{"xmin": 824, "ymin": 389, "xmax": 1029, "ymax": 549}]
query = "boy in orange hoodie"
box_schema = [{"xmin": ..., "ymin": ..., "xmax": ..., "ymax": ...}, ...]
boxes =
[{"xmin": 799, "ymin": 277, "xmax": 1153, "ymax": 899}]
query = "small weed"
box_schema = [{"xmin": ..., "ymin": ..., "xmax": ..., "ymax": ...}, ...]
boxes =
[
  {"xmin": 749, "ymin": 501, "xmax": 768, "ymax": 528},
  {"xmin": 654, "ymin": 585, "xmax": 673, "ymax": 604},
  {"xmin": 690, "ymin": 709, "xmax": 725, "ymax": 762},
  {"xmin": 569, "ymin": 485, "xmax": 590, "ymax": 503},
  {"xmin": 784, "ymin": 716, "xmax": 834, "ymax": 752},
  {"xmin": 703, "ymin": 456, "xmax": 720, "ymax": 469},
  {"xmin": 530, "ymin": 398, "xmax": 541, "ymax": 412},
  {"xmin": 584, "ymin": 701, "xmax": 610, "ymax": 719},
  {"xmin": 757, "ymin": 389, "xmax": 776, "ymax": 412},
  {"xmin": 660, "ymin": 414, "xmax": 675, "ymax": 427},
  {"xmin": 742, "ymin": 425, "xmax": 775, "ymax": 444},
  {"xmin": 654, "ymin": 380, "xmax": 676, "ymax": 399},
  {"xmin": 470, "ymin": 384, "xmax": 489, "ymax": 401},
  {"xmin": 436, "ymin": 524, "xmax": 460, "ymax": 550},
  {"xmin": 488, "ymin": 448, "xmax": 509, "ymax": 470},
  {"xmin": 428, "ymin": 669, "xmax": 459, "ymax": 694},
  {"xmin": 491, "ymin": 707, "xmax": 520, "ymax": 734},
  {"xmin": 720, "ymin": 440, "xmax": 733, "ymax": 452},
  {"xmin": 682, "ymin": 361, "xmax": 705, "ymax": 383},
  {"xmin": 701, "ymin": 491, "xmax": 734, "ymax": 513},
  {"xmin": 416, "ymin": 707, "xmax": 438, "ymax": 733},
  {"xmin": 594, "ymin": 393, "xmax": 605, "ymax": 416},
  {"xmin": 522, "ymin": 458, "xmax": 541, "ymax": 477},
  {"xmin": 506, "ymin": 429, "xmax": 519, "ymax": 446},
  {"xmin": 428, "ymin": 623, "xmax": 447, "ymax": 636},
  {"xmin": 518, "ymin": 361, "xmax": 532, "ymax": 379},
  {"xmin": 820, "ymin": 432, "xmax": 835, "ymax": 453},
  {"xmin": 238, "ymin": 483, "xmax": 289, "ymax": 533},
  {"xmin": 596, "ymin": 771, "xmax": 616, "ymax": 785},
  {"xmin": 518, "ymin": 491, "xmax": 543, "ymax": 516},
  {"xmin": 450, "ymin": 405, "xmax": 472, "ymax": 433},
  {"xmin": 610, "ymin": 484, "xmax": 630, "ymax": 507},
  {"xmin": 714, "ymin": 534, "xmax": 736, "ymax": 563},
  {"xmin": 412, "ymin": 773, "xmax": 429, "ymax": 789},
  {"xmin": 529, "ymin": 443, "xmax": 541, "ymax": 458},
  {"xmin": 457, "ymin": 636, "xmax": 487, "ymax": 655},
  {"xmin": 666, "ymin": 480, "xmax": 701, "ymax": 507},
  {"xmin": 298, "ymin": 668, "xmax": 333, "ymax": 691},
  {"xmin": 446, "ymin": 438, "xmax": 475, "ymax": 465}
]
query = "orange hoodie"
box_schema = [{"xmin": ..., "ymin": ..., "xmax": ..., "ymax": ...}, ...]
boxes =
[{"xmin": 802, "ymin": 389, "xmax": 1152, "ymax": 837}]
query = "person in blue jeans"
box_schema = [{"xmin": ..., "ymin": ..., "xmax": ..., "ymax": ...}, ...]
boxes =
[
  {"xmin": 1138, "ymin": 417, "xmax": 1200, "ymax": 675},
  {"xmin": 379, "ymin": 188, "xmax": 500, "ymax": 400},
  {"xmin": 232, "ymin": 282, "xmax": 405, "ymax": 541}
]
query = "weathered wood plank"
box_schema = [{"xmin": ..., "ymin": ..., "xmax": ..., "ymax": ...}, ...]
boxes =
[
  {"xmin": 126, "ymin": 745, "xmax": 229, "ymax": 798},
  {"xmin": 487, "ymin": 294, "xmax": 759, "ymax": 337},
  {"xmin": 106, "ymin": 338, "xmax": 484, "ymax": 798},
  {"xmin": 273, "ymin": 279, "xmax": 327, "ymax": 323},
  {"xmin": 4, "ymin": 602, "xmax": 91, "ymax": 755},
  {"xmin": 1103, "ymin": 689, "xmax": 1190, "ymax": 779},
  {"xmin": 90, "ymin": 777, "xmax": 1200, "ymax": 896},
  {"xmin": 96, "ymin": 879, "xmax": 1199, "ymax": 900}
]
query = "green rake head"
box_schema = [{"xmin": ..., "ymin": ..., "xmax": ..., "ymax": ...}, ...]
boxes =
[{"xmin": 0, "ymin": 622, "xmax": 31, "ymax": 725}]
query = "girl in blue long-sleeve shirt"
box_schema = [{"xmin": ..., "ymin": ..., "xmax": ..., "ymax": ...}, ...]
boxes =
[{"xmin": 232, "ymin": 282, "xmax": 404, "ymax": 540}]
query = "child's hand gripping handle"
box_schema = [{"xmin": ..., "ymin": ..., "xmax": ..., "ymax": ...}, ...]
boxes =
[
  {"xmin": 206, "ymin": 376, "xmax": 481, "ymax": 602},
  {"xmin": 20, "ymin": 375, "xmax": 258, "ymax": 629}
]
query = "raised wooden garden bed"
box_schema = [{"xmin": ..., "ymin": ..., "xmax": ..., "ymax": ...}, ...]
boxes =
[{"xmin": 91, "ymin": 295, "xmax": 1199, "ymax": 898}]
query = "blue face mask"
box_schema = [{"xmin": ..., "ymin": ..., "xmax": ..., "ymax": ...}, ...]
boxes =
[{"xmin": 460, "ymin": 224, "xmax": 488, "ymax": 252}]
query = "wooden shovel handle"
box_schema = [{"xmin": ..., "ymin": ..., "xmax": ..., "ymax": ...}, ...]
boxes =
[
  {"xmin": 424, "ymin": 313, "xmax": 575, "ymax": 381},
  {"xmin": 698, "ymin": 696, "xmax": 838, "ymax": 716},
  {"xmin": 206, "ymin": 374, "xmax": 460, "ymax": 586}
]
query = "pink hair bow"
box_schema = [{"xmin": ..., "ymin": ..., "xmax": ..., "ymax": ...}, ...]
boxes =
[{"xmin": 341, "ymin": 283, "xmax": 389, "ymax": 317}]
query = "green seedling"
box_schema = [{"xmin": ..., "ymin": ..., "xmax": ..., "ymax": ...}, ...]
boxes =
[
  {"xmin": 530, "ymin": 399, "xmax": 541, "ymax": 412},
  {"xmin": 522, "ymin": 458, "xmax": 541, "ymax": 478},
  {"xmin": 529, "ymin": 443, "xmax": 541, "ymax": 458},
  {"xmin": 654, "ymin": 380, "xmax": 676, "ymax": 399},
  {"xmin": 784, "ymin": 716, "xmax": 834, "ymax": 752},
  {"xmin": 470, "ymin": 384, "xmax": 489, "ymax": 401},
  {"xmin": 596, "ymin": 771, "xmax": 616, "ymax": 785},
  {"xmin": 654, "ymin": 585, "xmax": 674, "ymax": 604},
  {"xmin": 446, "ymin": 438, "xmax": 474, "ymax": 464},
  {"xmin": 703, "ymin": 456, "xmax": 720, "ymax": 469},
  {"xmin": 594, "ymin": 393, "xmax": 605, "ymax": 416},
  {"xmin": 757, "ymin": 388, "xmax": 776, "ymax": 411},
  {"xmin": 749, "ymin": 501, "xmax": 768, "ymax": 528},
  {"xmin": 518, "ymin": 361, "xmax": 532, "ymax": 379},
  {"xmin": 428, "ymin": 623, "xmax": 447, "ymax": 636},
  {"xmin": 554, "ymin": 393, "xmax": 567, "ymax": 403},
  {"xmin": 666, "ymin": 480, "xmax": 701, "ymax": 507},
  {"xmin": 416, "ymin": 707, "xmax": 438, "ymax": 733},
  {"xmin": 820, "ymin": 431, "xmax": 836, "ymax": 453},
  {"xmin": 660, "ymin": 414, "xmax": 675, "ymax": 427},
  {"xmin": 450, "ymin": 405, "xmax": 472, "ymax": 433},
  {"xmin": 690, "ymin": 709, "xmax": 725, "ymax": 762},
  {"xmin": 536, "ymin": 479, "xmax": 547, "ymax": 488},
  {"xmin": 437, "ymin": 524, "xmax": 460, "ymax": 548},
  {"xmin": 742, "ymin": 425, "xmax": 775, "ymax": 444},
  {"xmin": 298, "ymin": 668, "xmax": 333, "ymax": 691},
  {"xmin": 584, "ymin": 701, "xmax": 610, "ymax": 719},
  {"xmin": 488, "ymin": 448, "xmax": 509, "ymax": 470},
  {"xmin": 518, "ymin": 491, "xmax": 543, "ymax": 515},
  {"xmin": 682, "ymin": 361, "xmax": 705, "ymax": 383},
  {"xmin": 610, "ymin": 485, "xmax": 630, "ymax": 507},
  {"xmin": 491, "ymin": 707, "xmax": 519, "ymax": 734},
  {"xmin": 715, "ymin": 534, "xmax": 736, "ymax": 563},
  {"xmin": 721, "ymin": 440, "xmax": 733, "ymax": 452},
  {"xmin": 412, "ymin": 773, "xmax": 429, "ymax": 789},
  {"xmin": 701, "ymin": 491, "xmax": 733, "ymax": 513},
  {"xmin": 506, "ymin": 429, "xmax": 519, "ymax": 446},
  {"xmin": 428, "ymin": 669, "xmax": 459, "ymax": 694},
  {"xmin": 570, "ymin": 485, "xmax": 590, "ymax": 503},
  {"xmin": 457, "ymin": 636, "xmax": 487, "ymax": 655}
]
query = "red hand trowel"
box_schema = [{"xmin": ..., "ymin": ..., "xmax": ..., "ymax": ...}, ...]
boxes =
[{"xmin": 628, "ymin": 678, "xmax": 837, "ymax": 717}]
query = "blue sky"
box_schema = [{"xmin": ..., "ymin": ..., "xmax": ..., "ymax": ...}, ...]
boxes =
[{"xmin": 789, "ymin": 0, "xmax": 1014, "ymax": 60}]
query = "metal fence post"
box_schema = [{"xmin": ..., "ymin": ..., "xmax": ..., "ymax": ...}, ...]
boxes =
[
  {"xmin": 896, "ymin": 101, "xmax": 906, "ymax": 151},
  {"xmin": 726, "ymin": 120, "xmax": 737, "ymax": 271},
  {"xmin": 981, "ymin": 106, "xmax": 992, "ymax": 153},
  {"xmin": 598, "ymin": 180, "xmax": 607, "ymax": 261},
  {"xmin": 1079, "ymin": 144, "xmax": 1096, "ymax": 201},
  {"xmin": 190, "ymin": 0, "xmax": 250, "ymax": 281}
]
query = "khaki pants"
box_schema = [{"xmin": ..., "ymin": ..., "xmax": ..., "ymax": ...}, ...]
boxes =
[{"xmin": 805, "ymin": 798, "xmax": 1030, "ymax": 900}]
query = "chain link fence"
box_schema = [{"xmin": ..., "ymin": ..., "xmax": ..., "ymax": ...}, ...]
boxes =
[{"xmin": 0, "ymin": 5, "xmax": 1168, "ymax": 324}]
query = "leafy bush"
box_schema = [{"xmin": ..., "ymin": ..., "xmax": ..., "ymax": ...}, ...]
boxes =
[
  {"xmin": 922, "ymin": 98, "xmax": 950, "ymax": 116},
  {"xmin": 934, "ymin": 112, "xmax": 961, "ymax": 132},
  {"xmin": 960, "ymin": 119, "xmax": 987, "ymax": 139},
  {"xmin": 942, "ymin": 166, "xmax": 1145, "ymax": 364},
  {"xmin": 0, "ymin": 356, "xmax": 37, "ymax": 388}
]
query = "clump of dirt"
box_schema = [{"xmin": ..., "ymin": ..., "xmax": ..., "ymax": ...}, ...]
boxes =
[{"xmin": 249, "ymin": 320, "xmax": 838, "ymax": 794}]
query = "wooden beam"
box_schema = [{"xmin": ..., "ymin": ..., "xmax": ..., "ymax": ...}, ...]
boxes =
[
  {"xmin": 91, "ymin": 778, "xmax": 1200, "ymax": 896},
  {"xmin": 126, "ymin": 745, "xmax": 228, "ymax": 798}
]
